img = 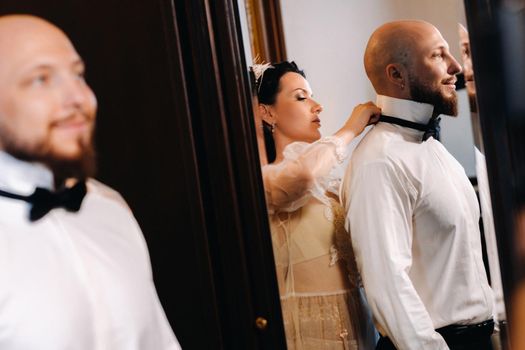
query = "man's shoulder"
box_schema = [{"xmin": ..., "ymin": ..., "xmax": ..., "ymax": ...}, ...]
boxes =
[
  {"xmin": 352, "ymin": 125, "xmax": 410, "ymax": 166},
  {"xmin": 345, "ymin": 126, "xmax": 421, "ymax": 190},
  {"xmin": 86, "ymin": 178, "xmax": 129, "ymax": 209}
]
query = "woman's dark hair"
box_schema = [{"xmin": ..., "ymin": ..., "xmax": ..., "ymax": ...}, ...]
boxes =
[{"xmin": 254, "ymin": 61, "xmax": 305, "ymax": 163}]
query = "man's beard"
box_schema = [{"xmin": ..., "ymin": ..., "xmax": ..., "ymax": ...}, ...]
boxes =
[
  {"xmin": 467, "ymin": 90, "xmax": 478, "ymax": 113},
  {"xmin": 409, "ymin": 75, "xmax": 458, "ymax": 117},
  {"xmin": 0, "ymin": 127, "xmax": 96, "ymax": 187}
]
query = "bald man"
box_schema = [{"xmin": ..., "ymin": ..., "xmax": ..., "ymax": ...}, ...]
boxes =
[
  {"xmin": 0, "ymin": 15, "xmax": 180, "ymax": 349},
  {"xmin": 458, "ymin": 24, "xmax": 477, "ymax": 113},
  {"xmin": 341, "ymin": 21, "xmax": 495, "ymax": 349}
]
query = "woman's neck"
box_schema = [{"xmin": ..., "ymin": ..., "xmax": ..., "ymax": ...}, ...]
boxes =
[{"xmin": 273, "ymin": 134, "xmax": 294, "ymax": 164}]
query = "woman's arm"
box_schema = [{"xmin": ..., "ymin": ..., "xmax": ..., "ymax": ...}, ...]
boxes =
[{"xmin": 263, "ymin": 102, "xmax": 380, "ymax": 213}]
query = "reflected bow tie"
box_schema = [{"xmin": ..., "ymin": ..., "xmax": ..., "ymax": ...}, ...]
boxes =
[
  {"xmin": 379, "ymin": 114, "xmax": 441, "ymax": 141},
  {"xmin": 0, "ymin": 181, "xmax": 87, "ymax": 221}
]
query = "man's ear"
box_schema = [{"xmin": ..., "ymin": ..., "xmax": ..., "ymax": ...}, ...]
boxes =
[
  {"xmin": 386, "ymin": 63, "xmax": 407, "ymax": 90},
  {"xmin": 258, "ymin": 104, "xmax": 275, "ymax": 125}
]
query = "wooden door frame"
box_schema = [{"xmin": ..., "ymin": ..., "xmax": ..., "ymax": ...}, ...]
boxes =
[
  {"xmin": 165, "ymin": 0, "xmax": 286, "ymax": 348},
  {"xmin": 244, "ymin": 0, "xmax": 287, "ymax": 62},
  {"xmin": 464, "ymin": 1, "xmax": 525, "ymax": 347}
]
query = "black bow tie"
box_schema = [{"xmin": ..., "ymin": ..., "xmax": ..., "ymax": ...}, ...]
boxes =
[
  {"xmin": 379, "ymin": 115, "xmax": 441, "ymax": 141},
  {"xmin": 0, "ymin": 181, "xmax": 87, "ymax": 222}
]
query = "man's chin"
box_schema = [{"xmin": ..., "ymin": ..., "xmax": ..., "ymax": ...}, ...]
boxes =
[
  {"xmin": 46, "ymin": 149, "xmax": 96, "ymax": 185},
  {"xmin": 434, "ymin": 90, "xmax": 458, "ymax": 117},
  {"xmin": 51, "ymin": 150, "xmax": 86, "ymax": 162},
  {"xmin": 35, "ymin": 140, "xmax": 96, "ymax": 184},
  {"xmin": 440, "ymin": 101, "xmax": 458, "ymax": 117}
]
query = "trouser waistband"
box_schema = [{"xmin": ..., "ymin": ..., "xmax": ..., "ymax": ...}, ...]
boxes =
[{"xmin": 376, "ymin": 319, "xmax": 494, "ymax": 350}]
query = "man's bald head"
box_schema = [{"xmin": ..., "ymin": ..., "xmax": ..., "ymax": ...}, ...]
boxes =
[
  {"xmin": 0, "ymin": 15, "xmax": 97, "ymax": 184},
  {"xmin": 0, "ymin": 15, "xmax": 76, "ymax": 79},
  {"xmin": 0, "ymin": 14, "xmax": 65, "ymax": 36},
  {"xmin": 364, "ymin": 20, "xmax": 440, "ymax": 94}
]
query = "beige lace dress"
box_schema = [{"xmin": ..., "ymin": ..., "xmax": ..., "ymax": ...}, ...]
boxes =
[{"xmin": 263, "ymin": 137, "xmax": 376, "ymax": 350}]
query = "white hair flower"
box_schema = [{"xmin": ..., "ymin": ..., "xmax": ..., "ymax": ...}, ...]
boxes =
[{"xmin": 251, "ymin": 62, "xmax": 274, "ymax": 88}]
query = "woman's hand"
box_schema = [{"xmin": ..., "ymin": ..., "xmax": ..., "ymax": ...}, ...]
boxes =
[{"xmin": 335, "ymin": 102, "xmax": 381, "ymax": 144}]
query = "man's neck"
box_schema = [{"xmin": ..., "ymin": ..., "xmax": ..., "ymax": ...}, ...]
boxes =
[{"xmin": 376, "ymin": 95, "xmax": 434, "ymax": 125}]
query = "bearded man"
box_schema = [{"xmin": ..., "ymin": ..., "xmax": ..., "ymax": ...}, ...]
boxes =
[
  {"xmin": 341, "ymin": 21, "xmax": 495, "ymax": 350},
  {"xmin": 0, "ymin": 15, "xmax": 180, "ymax": 349}
]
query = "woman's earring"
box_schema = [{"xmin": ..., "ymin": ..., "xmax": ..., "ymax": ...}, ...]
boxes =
[{"xmin": 271, "ymin": 122, "xmax": 276, "ymax": 133}]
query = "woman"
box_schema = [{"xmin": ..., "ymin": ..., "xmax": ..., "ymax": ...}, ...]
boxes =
[{"xmin": 254, "ymin": 61, "xmax": 380, "ymax": 349}]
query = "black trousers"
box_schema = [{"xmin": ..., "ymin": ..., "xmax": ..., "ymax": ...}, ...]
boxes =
[{"xmin": 375, "ymin": 319, "xmax": 494, "ymax": 350}]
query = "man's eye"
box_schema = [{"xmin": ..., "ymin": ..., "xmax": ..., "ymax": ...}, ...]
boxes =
[
  {"xmin": 76, "ymin": 71, "xmax": 86, "ymax": 80},
  {"xmin": 31, "ymin": 74, "xmax": 50, "ymax": 86}
]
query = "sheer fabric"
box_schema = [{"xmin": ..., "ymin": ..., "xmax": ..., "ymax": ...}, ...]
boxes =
[
  {"xmin": 263, "ymin": 137, "xmax": 376, "ymax": 350},
  {"xmin": 263, "ymin": 136, "xmax": 345, "ymax": 215}
]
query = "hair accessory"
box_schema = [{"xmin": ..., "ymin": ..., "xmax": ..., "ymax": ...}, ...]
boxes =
[{"xmin": 252, "ymin": 62, "xmax": 274, "ymax": 92}]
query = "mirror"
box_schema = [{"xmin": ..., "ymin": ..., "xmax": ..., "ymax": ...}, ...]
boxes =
[{"xmin": 237, "ymin": 0, "xmax": 510, "ymax": 349}]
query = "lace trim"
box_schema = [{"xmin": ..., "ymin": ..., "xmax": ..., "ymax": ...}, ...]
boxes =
[
  {"xmin": 324, "ymin": 206, "xmax": 334, "ymax": 222},
  {"xmin": 317, "ymin": 136, "xmax": 347, "ymax": 163},
  {"xmin": 280, "ymin": 289, "xmax": 350, "ymax": 299},
  {"xmin": 332, "ymin": 201, "xmax": 363, "ymax": 288},
  {"xmin": 329, "ymin": 245, "xmax": 339, "ymax": 266}
]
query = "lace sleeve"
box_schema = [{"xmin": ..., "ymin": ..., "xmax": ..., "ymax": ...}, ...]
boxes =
[{"xmin": 262, "ymin": 136, "xmax": 347, "ymax": 214}]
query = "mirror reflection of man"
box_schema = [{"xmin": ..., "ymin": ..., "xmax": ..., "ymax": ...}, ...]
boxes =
[
  {"xmin": 458, "ymin": 24, "xmax": 477, "ymax": 114},
  {"xmin": 342, "ymin": 20, "xmax": 495, "ymax": 350},
  {"xmin": 0, "ymin": 15, "xmax": 180, "ymax": 349},
  {"xmin": 458, "ymin": 23, "xmax": 507, "ymax": 342}
]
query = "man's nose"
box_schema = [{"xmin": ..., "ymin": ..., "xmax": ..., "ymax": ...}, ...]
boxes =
[
  {"xmin": 448, "ymin": 55, "xmax": 463, "ymax": 75},
  {"xmin": 63, "ymin": 77, "xmax": 88, "ymax": 107},
  {"xmin": 463, "ymin": 60, "xmax": 474, "ymax": 80}
]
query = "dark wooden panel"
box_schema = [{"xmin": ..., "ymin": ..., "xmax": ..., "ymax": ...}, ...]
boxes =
[
  {"xmin": 464, "ymin": 2, "xmax": 525, "ymax": 348},
  {"xmin": 244, "ymin": 0, "xmax": 287, "ymax": 62},
  {"xmin": 172, "ymin": 0, "xmax": 286, "ymax": 348},
  {"xmin": 464, "ymin": 0, "xmax": 516, "ymax": 299}
]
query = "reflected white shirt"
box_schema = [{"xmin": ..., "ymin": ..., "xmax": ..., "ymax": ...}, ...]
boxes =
[
  {"xmin": 475, "ymin": 147, "xmax": 506, "ymax": 321},
  {"xmin": 0, "ymin": 151, "xmax": 181, "ymax": 350},
  {"xmin": 341, "ymin": 95, "xmax": 494, "ymax": 350}
]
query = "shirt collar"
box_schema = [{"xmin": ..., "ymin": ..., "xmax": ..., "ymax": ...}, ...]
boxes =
[
  {"xmin": 0, "ymin": 151, "xmax": 54, "ymax": 195},
  {"xmin": 376, "ymin": 95, "xmax": 434, "ymax": 125}
]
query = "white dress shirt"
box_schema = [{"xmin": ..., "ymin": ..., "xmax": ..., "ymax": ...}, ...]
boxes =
[
  {"xmin": 0, "ymin": 151, "xmax": 181, "ymax": 350},
  {"xmin": 475, "ymin": 147, "xmax": 506, "ymax": 321},
  {"xmin": 341, "ymin": 95, "xmax": 494, "ymax": 350}
]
